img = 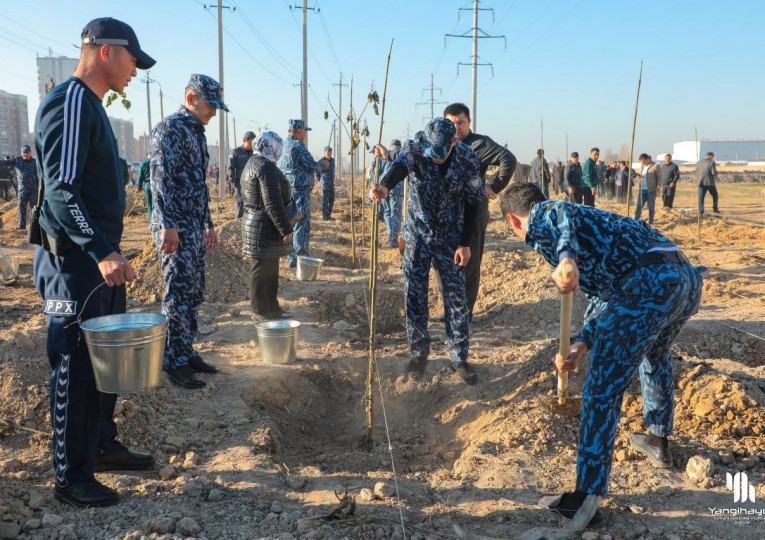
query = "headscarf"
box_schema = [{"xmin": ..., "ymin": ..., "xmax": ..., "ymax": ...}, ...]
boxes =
[{"xmin": 253, "ymin": 130, "xmax": 284, "ymax": 163}]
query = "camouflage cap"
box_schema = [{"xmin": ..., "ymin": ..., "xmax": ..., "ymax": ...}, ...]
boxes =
[
  {"xmin": 390, "ymin": 139, "xmax": 402, "ymax": 147},
  {"xmin": 288, "ymin": 119, "xmax": 311, "ymax": 131},
  {"xmin": 187, "ymin": 74, "xmax": 229, "ymax": 112},
  {"xmin": 419, "ymin": 117, "xmax": 456, "ymax": 160}
]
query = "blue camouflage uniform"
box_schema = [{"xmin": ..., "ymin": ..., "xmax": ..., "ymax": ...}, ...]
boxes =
[
  {"xmin": 316, "ymin": 148, "xmax": 335, "ymax": 219},
  {"xmin": 525, "ymin": 200, "xmax": 703, "ymax": 496},
  {"xmin": 150, "ymin": 74, "xmax": 228, "ymax": 371},
  {"xmin": 279, "ymin": 119, "xmax": 321, "ymax": 266},
  {"xmin": 380, "ymin": 118, "xmax": 483, "ymax": 366},
  {"xmin": 0, "ymin": 154, "xmax": 39, "ymax": 227},
  {"xmin": 369, "ymin": 154, "xmax": 401, "ymax": 247}
]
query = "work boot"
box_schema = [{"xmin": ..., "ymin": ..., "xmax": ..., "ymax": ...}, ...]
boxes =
[
  {"xmin": 405, "ymin": 356, "xmax": 427, "ymax": 380},
  {"xmin": 450, "ymin": 362, "xmax": 477, "ymax": 385},
  {"xmin": 539, "ymin": 491, "xmax": 603, "ymax": 530},
  {"xmin": 54, "ymin": 480, "xmax": 120, "ymax": 508},
  {"xmin": 189, "ymin": 351, "xmax": 218, "ymax": 374},
  {"xmin": 94, "ymin": 444, "xmax": 155, "ymax": 472},
  {"xmin": 629, "ymin": 432, "xmax": 672, "ymax": 468},
  {"xmin": 164, "ymin": 364, "xmax": 206, "ymax": 389}
]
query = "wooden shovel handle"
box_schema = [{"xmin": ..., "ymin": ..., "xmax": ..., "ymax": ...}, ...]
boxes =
[{"xmin": 558, "ymin": 263, "xmax": 574, "ymax": 405}]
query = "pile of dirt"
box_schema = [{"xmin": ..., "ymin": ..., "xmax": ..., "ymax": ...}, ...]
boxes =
[
  {"xmin": 0, "ymin": 205, "xmax": 19, "ymax": 228},
  {"xmin": 127, "ymin": 219, "xmax": 250, "ymax": 305},
  {"xmin": 314, "ymin": 282, "xmax": 405, "ymax": 334}
]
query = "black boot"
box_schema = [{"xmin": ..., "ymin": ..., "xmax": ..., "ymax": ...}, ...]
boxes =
[
  {"xmin": 164, "ymin": 364, "xmax": 206, "ymax": 389},
  {"xmin": 189, "ymin": 351, "xmax": 218, "ymax": 374},
  {"xmin": 94, "ymin": 444, "xmax": 155, "ymax": 472},
  {"xmin": 450, "ymin": 362, "xmax": 478, "ymax": 385},
  {"xmin": 54, "ymin": 480, "xmax": 119, "ymax": 508},
  {"xmin": 405, "ymin": 357, "xmax": 427, "ymax": 380},
  {"xmin": 630, "ymin": 432, "xmax": 672, "ymax": 468}
]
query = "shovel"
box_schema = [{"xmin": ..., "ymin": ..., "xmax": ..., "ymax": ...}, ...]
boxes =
[{"xmin": 549, "ymin": 263, "xmax": 581, "ymax": 415}]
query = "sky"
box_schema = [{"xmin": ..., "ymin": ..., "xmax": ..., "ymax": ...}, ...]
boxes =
[{"xmin": 1, "ymin": 0, "xmax": 763, "ymax": 165}]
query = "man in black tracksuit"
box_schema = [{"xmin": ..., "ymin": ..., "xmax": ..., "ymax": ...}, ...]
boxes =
[
  {"xmin": 227, "ymin": 131, "xmax": 255, "ymax": 218},
  {"xmin": 660, "ymin": 153, "xmax": 680, "ymax": 209},
  {"xmin": 33, "ymin": 17, "xmax": 156, "ymax": 508},
  {"xmin": 444, "ymin": 103, "xmax": 517, "ymax": 320}
]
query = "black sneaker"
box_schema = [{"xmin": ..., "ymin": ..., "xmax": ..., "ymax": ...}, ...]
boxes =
[
  {"xmin": 189, "ymin": 351, "xmax": 218, "ymax": 374},
  {"xmin": 539, "ymin": 492, "xmax": 603, "ymax": 530},
  {"xmin": 54, "ymin": 480, "xmax": 119, "ymax": 508},
  {"xmin": 405, "ymin": 357, "xmax": 427, "ymax": 380},
  {"xmin": 164, "ymin": 364, "xmax": 206, "ymax": 389},
  {"xmin": 94, "ymin": 444, "xmax": 155, "ymax": 472},
  {"xmin": 450, "ymin": 362, "xmax": 477, "ymax": 385},
  {"xmin": 630, "ymin": 432, "xmax": 673, "ymax": 468}
]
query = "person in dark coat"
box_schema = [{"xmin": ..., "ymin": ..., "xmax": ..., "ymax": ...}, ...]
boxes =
[{"xmin": 240, "ymin": 131, "xmax": 294, "ymax": 319}]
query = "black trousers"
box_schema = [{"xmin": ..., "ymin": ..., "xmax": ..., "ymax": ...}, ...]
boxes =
[
  {"xmin": 569, "ymin": 186, "xmax": 583, "ymax": 204},
  {"xmin": 34, "ymin": 246, "xmax": 123, "ymax": 487},
  {"xmin": 662, "ymin": 184, "xmax": 676, "ymax": 208},
  {"xmin": 250, "ymin": 257, "xmax": 281, "ymax": 315},
  {"xmin": 465, "ymin": 199, "xmax": 490, "ymax": 318},
  {"xmin": 234, "ymin": 186, "xmax": 244, "ymax": 219},
  {"xmin": 582, "ymin": 186, "xmax": 596, "ymax": 207}
]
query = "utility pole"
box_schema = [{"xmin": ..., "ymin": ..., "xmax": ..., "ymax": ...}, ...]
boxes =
[
  {"xmin": 417, "ymin": 73, "xmax": 445, "ymax": 123},
  {"xmin": 291, "ymin": 1, "xmax": 318, "ymax": 146},
  {"xmin": 158, "ymin": 86, "xmax": 164, "ymax": 119},
  {"xmin": 204, "ymin": 1, "xmax": 237, "ymax": 199},
  {"xmin": 332, "ymin": 73, "xmax": 347, "ymax": 177},
  {"xmin": 232, "ymin": 116, "xmax": 237, "ymax": 146},
  {"xmin": 140, "ymin": 71, "xmax": 156, "ymax": 134},
  {"xmin": 445, "ymin": 0, "xmax": 506, "ymax": 132}
]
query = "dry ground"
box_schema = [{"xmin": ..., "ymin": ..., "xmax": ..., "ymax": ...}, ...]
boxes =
[{"xmin": 1, "ymin": 179, "xmax": 764, "ymax": 540}]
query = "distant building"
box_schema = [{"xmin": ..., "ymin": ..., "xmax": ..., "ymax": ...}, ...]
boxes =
[
  {"xmin": 108, "ymin": 117, "xmax": 134, "ymax": 160},
  {"xmin": 672, "ymin": 139, "xmax": 765, "ymax": 163},
  {"xmin": 134, "ymin": 134, "xmax": 151, "ymax": 162},
  {"xmin": 0, "ymin": 90, "xmax": 30, "ymax": 156},
  {"xmin": 36, "ymin": 55, "xmax": 79, "ymax": 99}
]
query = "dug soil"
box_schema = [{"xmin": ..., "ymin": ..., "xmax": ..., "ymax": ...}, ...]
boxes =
[{"xmin": 1, "ymin": 182, "xmax": 764, "ymax": 539}]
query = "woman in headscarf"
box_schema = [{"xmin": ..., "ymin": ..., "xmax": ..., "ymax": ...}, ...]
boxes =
[{"xmin": 240, "ymin": 131, "xmax": 294, "ymax": 319}]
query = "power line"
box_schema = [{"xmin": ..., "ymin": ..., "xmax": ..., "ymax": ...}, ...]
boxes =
[
  {"xmin": 0, "ymin": 13, "xmax": 79, "ymax": 53},
  {"xmin": 315, "ymin": 0, "xmax": 342, "ymax": 72},
  {"xmin": 231, "ymin": 0, "xmax": 301, "ymax": 79}
]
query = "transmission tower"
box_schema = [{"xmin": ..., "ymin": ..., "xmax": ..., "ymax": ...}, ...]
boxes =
[
  {"xmin": 416, "ymin": 73, "xmax": 446, "ymax": 124},
  {"xmin": 445, "ymin": 0, "xmax": 506, "ymax": 131}
]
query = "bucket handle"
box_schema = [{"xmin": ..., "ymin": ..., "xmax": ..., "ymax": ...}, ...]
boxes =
[{"xmin": 63, "ymin": 281, "xmax": 107, "ymax": 329}]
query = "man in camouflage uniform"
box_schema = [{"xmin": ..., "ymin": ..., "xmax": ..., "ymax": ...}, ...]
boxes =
[
  {"xmin": 0, "ymin": 145, "xmax": 39, "ymax": 228},
  {"xmin": 151, "ymin": 74, "xmax": 225, "ymax": 389},
  {"xmin": 316, "ymin": 146, "xmax": 335, "ymax": 220},
  {"xmin": 500, "ymin": 183, "xmax": 703, "ymax": 531},
  {"xmin": 279, "ymin": 119, "xmax": 324, "ymax": 267},
  {"xmin": 371, "ymin": 118, "xmax": 484, "ymax": 384},
  {"xmin": 371, "ymin": 144, "xmax": 404, "ymax": 248},
  {"xmin": 136, "ymin": 151, "xmax": 152, "ymax": 224},
  {"xmin": 226, "ymin": 130, "xmax": 255, "ymax": 219}
]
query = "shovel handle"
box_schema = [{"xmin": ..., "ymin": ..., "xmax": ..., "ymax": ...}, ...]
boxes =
[{"xmin": 557, "ymin": 263, "xmax": 574, "ymax": 405}]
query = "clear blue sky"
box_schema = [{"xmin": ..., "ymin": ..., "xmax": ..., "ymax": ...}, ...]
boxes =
[{"xmin": 1, "ymin": 0, "xmax": 763, "ymax": 163}]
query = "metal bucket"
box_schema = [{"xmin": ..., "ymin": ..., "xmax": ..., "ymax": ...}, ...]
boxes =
[
  {"xmin": 255, "ymin": 320, "xmax": 300, "ymax": 364},
  {"xmin": 81, "ymin": 313, "xmax": 167, "ymax": 393},
  {"xmin": 1, "ymin": 255, "xmax": 19, "ymax": 285},
  {"xmin": 296, "ymin": 256, "xmax": 323, "ymax": 281}
]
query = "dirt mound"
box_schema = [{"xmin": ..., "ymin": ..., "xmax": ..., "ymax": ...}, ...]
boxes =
[
  {"xmin": 128, "ymin": 219, "xmax": 250, "ymax": 304},
  {"xmin": 0, "ymin": 205, "xmax": 19, "ymax": 228},
  {"xmin": 314, "ymin": 283, "xmax": 405, "ymax": 334}
]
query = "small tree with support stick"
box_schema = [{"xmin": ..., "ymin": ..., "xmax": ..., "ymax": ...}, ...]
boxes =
[{"xmin": 625, "ymin": 61, "xmax": 643, "ymax": 218}]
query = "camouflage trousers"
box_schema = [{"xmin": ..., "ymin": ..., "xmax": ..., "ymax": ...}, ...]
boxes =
[
  {"xmin": 403, "ymin": 229, "xmax": 469, "ymax": 366},
  {"xmin": 576, "ymin": 261, "xmax": 702, "ymax": 496},
  {"xmin": 382, "ymin": 192, "xmax": 403, "ymax": 247},
  {"xmin": 17, "ymin": 189, "xmax": 35, "ymax": 228},
  {"xmin": 288, "ymin": 191, "xmax": 311, "ymax": 267},
  {"xmin": 321, "ymin": 180, "xmax": 335, "ymax": 219},
  {"xmin": 153, "ymin": 227, "xmax": 207, "ymax": 370}
]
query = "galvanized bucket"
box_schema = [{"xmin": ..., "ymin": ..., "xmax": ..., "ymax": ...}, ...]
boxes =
[
  {"xmin": 81, "ymin": 313, "xmax": 167, "ymax": 393},
  {"xmin": 296, "ymin": 256, "xmax": 323, "ymax": 281},
  {"xmin": 0, "ymin": 255, "xmax": 19, "ymax": 285},
  {"xmin": 255, "ymin": 320, "xmax": 300, "ymax": 364}
]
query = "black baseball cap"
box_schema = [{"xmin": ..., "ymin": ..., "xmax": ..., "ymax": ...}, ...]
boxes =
[{"xmin": 81, "ymin": 17, "xmax": 156, "ymax": 70}]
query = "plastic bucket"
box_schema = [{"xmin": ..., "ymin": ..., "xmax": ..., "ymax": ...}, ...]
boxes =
[
  {"xmin": 255, "ymin": 320, "xmax": 300, "ymax": 364},
  {"xmin": 296, "ymin": 256, "xmax": 323, "ymax": 281},
  {"xmin": 81, "ymin": 313, "xmax": 167, "ymax": 393},
  {"xmin": 0, "ymin": 255, "xmax": 19, "ymax": 285}
]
